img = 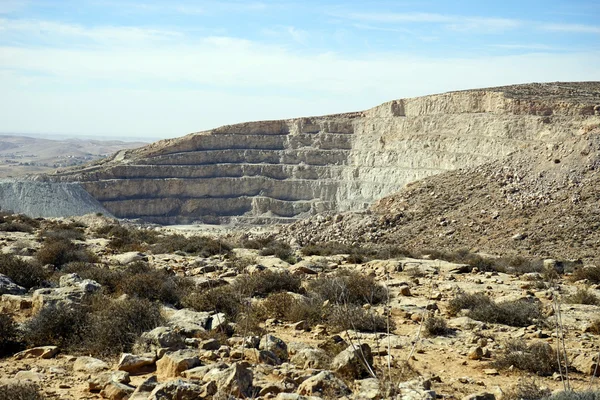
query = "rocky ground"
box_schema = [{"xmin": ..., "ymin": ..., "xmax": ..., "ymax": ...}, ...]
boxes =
[
  {"xmin": 282, "ymin": 131, "xmax": 600, "ymax": 266},
  {"xmin": 1, "ymin": 214, "xmax": 600, "ymax": 399}
]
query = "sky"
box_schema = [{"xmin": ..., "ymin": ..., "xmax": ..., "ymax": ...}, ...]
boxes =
[{"xmin": 0, "ymin": 0, "xmax": 599, "ymax": 140}]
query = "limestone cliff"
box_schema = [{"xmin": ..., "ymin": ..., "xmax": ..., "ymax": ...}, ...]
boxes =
[{"xmin": 40, "ymin": 82, "xmax": 600, "ymax": 224}]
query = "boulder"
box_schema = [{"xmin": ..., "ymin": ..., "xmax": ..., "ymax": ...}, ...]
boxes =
[
  {"xmin": 297, "ymin": 370, "xmax": 351, "ymax": 397},
  {"xmin": 147, "ymin": 379, "xmax": 207, "ymax": 400},
  {"xmin": 259, "ymin": 334, "xmax": 288, "ymax": 361},
  {"xmin": 571, "ymin": 353, "xmax": 600, "ymax": 376},
  {"xmin": 88, "ymin": 371, "xmax": 130, "ymax": 392},
  {"xmin": 73, "ymin": 356, "xmax": 109, "ymax": 374},
  {"xmin": 33, "ymin": 274, "xmax": 100, "ymax": 313},
  {"xmin": 14, "ymin": 346, "xmax": 59, "ymax": 360},
  {"xmin": 0, "ymin": 274, "xmax": 26, "ymax": 295},
  {"xmin": 397, "ymin": 379, "xmax": 436, "ymax": 400},
  {"xmin": 290, "ymin": 348, "xmax": 329, "ymax": 369},
  {"xmin": 135, "ymin": 326, "xmax": 186, "ymax": 353},
  {"xmin": 203, "ymin": 362, "xmax": 253, "ymax": 398},
  {"xmin": 117, "ymin": 353, "xmax": 155, "ymax": 374},
  {"xmin": 100, "ymin": 381, "xmax": 135, "ymax": 400},
  {"xmin": 167, "ymin": 309, "xmax": 211, "ymax": 337},
  {"xmin": 331, "ymin": 343, "xmax": 374, "ymax": 379},
  {"xmin": 156, "ymin": 349, "xmax": 201, "ymax": 379},
  {"xmin": 462, "ymin": 393, "xmax": 496, "ymax": 400},
  {"xmin": 112, "ymin": 252, "xmax": 147, "ymax": 265}
]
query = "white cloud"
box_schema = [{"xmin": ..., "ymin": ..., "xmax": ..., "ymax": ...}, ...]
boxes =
[{"xmin": 541, "ymin": 23, "xmax": 600, "ymax": 34}]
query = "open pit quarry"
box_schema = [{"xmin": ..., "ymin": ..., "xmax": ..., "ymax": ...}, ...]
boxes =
[{"xmin": 3, "ymin": 82, "xmax": 600, "ymax": 224}]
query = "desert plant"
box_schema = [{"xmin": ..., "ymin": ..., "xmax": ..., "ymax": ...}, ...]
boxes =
[
  {"xmin": 327, "ymin": 304, "xmax": 390, "ymax": 332},
  {"xmin": 308, "ymin": 270, "xmax": 388, "ymax": 306},
  {"xmin": 40, "ymin": 227, "xmax": 85, "ymax": 242},
  {"xmin": 423, "ymin": 316, "xmax": 451, "ymax": 337},
  {"xmin": 83, "ymin": 297, "xmax": 164, "ymax": 356},
  {"xmin": 0, "ymin": 382, "xmax": 45, "ymax": 400},
  {"xmin": 183, "ymin": 285, "xmax": 244, "ymax": 318},
  {"xmin": 571, "ymin": 265, "xmax": 600, "ymax": 283},
  {"xmin": 22, "ymin": 304, "xmax": 89, "ymax": 351},
  {"xmin": 448, "ymin": 292, "xmax": 544, "ymax": 327},
  {"xmin": 61, "ymin": 262, "xmax": 122, "ymax": 294},
  {"xmin": 116, "ymin": 262, "xmax": 193, "ymax": 305},
  {"xmin": 504, "ymin": 379, "xmax": 551, "ymax": 400},
  {"xmin": 0, "ymin": 313, "xmax": 21, "ymax": 357},
  {"xmin": 588, "ymin": 319, "xmax": 600, "ymax": 335},
  {"xmin": 0, "ymin": 253, "xmax": 48, "ymax": 289},
  {"xmin": 234, "ymin": 270, "xmax": 302, "ymax": 297},
  {"xmin": 151, "ymin": 234, "xmax": 231, "ymax": 257},
  {"xmin": 544, "ymin": 391, "xmax": 600, "ymax": 400},
  {"xmin": 260, "ymin": 292, "xmax": 297, "ymax": 320},
  {"xmin": 35, "ymin": 238, "xmax": 98, "ymax": 267},
  {"xmin": 301, "ymin": 242, "xmax": 355, "ymax": 256},
  {"xmin": 258, "ymin": 240, "xmax": 296, "ymax": 263},
  {"xmin": 566, "ymin": 287, "xmax": 600, "ymax": 305},
  {"xmin": 493, "ymin": 339, "xmax": 559, "ymax": 376}
]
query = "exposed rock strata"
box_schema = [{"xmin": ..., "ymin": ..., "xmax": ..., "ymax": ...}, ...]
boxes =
[{"xmin": 31, "ymin": 82, "xmax": 600, "ymax": 223}]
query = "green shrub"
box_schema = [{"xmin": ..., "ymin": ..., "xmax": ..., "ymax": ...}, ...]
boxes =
[
  {"xmin": 151, "ymin": 234, "xmax": 231, "ymax": 257},
  {"xmin": 493, "ymin": 340, "xmax": 559, "ymax": 376},
  {"xmin": 0, "ymin": 382, "xmax": 45, "ymax": 400},
  {"xmin": 448, "ymin": 292, "xmax": 544, "ymax": 327},
  {"xmin": 566, "ymin": 288, "xmax": 600, "ymax": 305},
  {"xmin": 0, "ymin": 253, "xmax": 48, "ymax": 289},
  {"xmin": 308, "ymin": 270, "xmax": 388, "ymax": 306}
]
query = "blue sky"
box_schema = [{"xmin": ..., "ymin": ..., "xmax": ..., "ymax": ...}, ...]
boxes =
[{"xmin": 0, "ymin": 0, "xmax": 599, "ymax": 140}]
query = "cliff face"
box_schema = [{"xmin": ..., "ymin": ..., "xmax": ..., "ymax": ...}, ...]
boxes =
[{"xmin": 48, "ymin": 82, "xmax": 600, "ymax": 224}]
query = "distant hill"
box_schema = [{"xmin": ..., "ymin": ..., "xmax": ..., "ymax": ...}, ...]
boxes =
[{"xmin": 0, "ymin": 135, "xmax": 147, "ymax": 178}]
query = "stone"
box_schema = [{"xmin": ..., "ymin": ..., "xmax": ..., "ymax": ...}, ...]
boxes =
[
  {"xmin": 129, "ymin": 375, "xmax": 158, "ymax": 399},
  {"xmin": 297, "ymin": 370, "xmax": 351, "ymax": 397},
  {"xmin": 0, "ymin": 274, "xmax": 26, "ymax": 295},
  {"xmin": 14, "ymin": 346, "xmax": 59, "ymax": 360},
  {"xmin": 467, "ymin": 346, "xmax": 484, "ymax": 360},
  {"xmin": 571, "ymin": 353, "xmax": 600, "ymax": 376},
  {"xmin": 203, "ymin": 362, "xmax": 253, "ymax": 398},
  {"xmin": 73, "ymin": 356, "xmax": 109, "ymax": 373},
  {"xmin": 397, "ymin": 379, "xmax": 436, "ymax": 400},
  {"xmin": 156, "ymin": 349, "xmax": 201, "ymax": 379},
  {"xmin": 167, "ymin": 309, "xmax": 211, "ymax": 337},
  {"xmin": 331, "ymin": 343, "xmax": 374, "ymax": 379},
  {"xmin": 147, "ymin": 379, "xmax": 206, "ymax": 400},
  {"xmin": 290, "ymin": 348, "xmax": 329, "ymax": 369},
  {"xmin": 100, "ymin": 381, "xmax": 135, "ymax": 400},
  {"xmin": 199, "ymin": 338, "xmax": 220, "ymax": 351},
  {"xmin": 14, "ymin": 370, "xmax": 43, "ymax": 382},
  {"xmin": 135, "ymin": 326, "xmax": 186, "ymax": 353},
  {"xmin": 88, "ymin": 371, "xmax": 130, "ymax": 392},
  {"xmin": 399, "ymin": 285, "xmax": 412, "ymax": 296},
  {"xmin": 275, "ymin": 394, "xmax": 322, "ymax": 400},
  {"xmin": 355, "ymin": 378, "xmax": 381, "ymax": 399},
  {"xmin": 112, "ymin": 252, "xmax": 147, "ymax": 265},
  {"xmin": 462, "ymin": 393, "xmax": 496, "ymax": 400},
  {"xmin": 117, "ymin": 353, "xmax": 155, "ymax": 374},
  {"xmin": 259, "ymin": 334, "xmax": 288, "ymax": 361},
  {"xmin": 0, "ymin": 294, "xmax": 33, "ymax": 313},
  {"xmin": 32, "ymin": 274, "xmax": 100, "ymax": 313}
]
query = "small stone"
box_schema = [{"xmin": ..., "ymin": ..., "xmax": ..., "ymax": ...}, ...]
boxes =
[{"xmin": 467, "ymin": 346, "xmax": 484, "ymax": 360}]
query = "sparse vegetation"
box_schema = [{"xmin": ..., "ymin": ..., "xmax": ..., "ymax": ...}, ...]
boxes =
[
  {"xmin": 493, "ymin": 340, "xmax": 559, "ymax": 376},
  {"xmin": 0, "ymin": 382, "xmax": 45, "ymax": 400},
  {"xmin": 571, "ymin": 265, "xmax": 600, "ymax": 284},
  {"xmin": 35, "ymin": 237, "xmax": 98, "ymax": 267},
  {"xmin": 151, "ymin": 234, "xmax": 232, "ymax": 257},
  {"xmin": 423, "ymin": 316, "xmax": 451, "ymax": 337},
  {"xmin": 94, "ymin": 224, "xmax": 160, "ymax": 252},
  {"xmin": 565, "ymin": 287, "xmax": 600, "ymax": 305},
  {"xmin": 308, "ymin": 270, "xmax": 388, "ymax": 306},
  {"xmin": 0, "ymin": 314, "xmax": 21, "ymax": 356},
  {"xmin": 0, "ymin": 253, "xmax": 48, "ymax": 289},
  {"xmin": 448, "ymin": 292, "xmax": 545, "ymax": 327},
  {"xmin": 504, "ymin": 379, "xmax": 551, "ymax": 400}
]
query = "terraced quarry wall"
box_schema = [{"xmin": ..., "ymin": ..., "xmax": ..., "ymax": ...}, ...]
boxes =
[{"xmin": 40, "ymin": 83, "xmax": 600, "ymax": 224}]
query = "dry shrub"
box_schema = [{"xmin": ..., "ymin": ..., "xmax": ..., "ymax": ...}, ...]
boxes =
[
  {"xmin": 0, "ymin": 382, "xmax": 45, "ymax": 400},
  {"xmin": 183, "ymin": 285, "xmax": 244, "ymax": 318},
  {"xmin": 258, "ymin": 240, "xmax": 295, "ymax": 263},
  {"xmin": 260, "ymin": 292, "xmax": 297, "ymax": 320},
  {"xmin": 545, "ymin": 391, "xmax": 600, "ymax": 400},
  {"xmin": 83, "ymin": 297, "xmax": 164, "ymax": 356},
  {"xmin": 0, "ymin": 221, "xmax": 34, "ymax": 233},
  {"xmin": 61, "ymin": 262, "xmax": 122, "ymax": 294},
  {"xmin": 423, "ymin": 316, "xmax": 451, "ymax": 337},
  {"xmin": 0, "ymin": 253, "xmax": 48, "ymax": 289},
  {"xmin": 95, "ymin": 224, "xmax": 160, "ymax": 252},
  {"xmin": 327, "ymin": 305, "xmax": 390, "ymax": 333},
  {"xmin": 235, "ymin": 270, "xmax": 302, "ymax": 297},
  {"xmin": 588, "ymin": 319, "xmax": 600, "ymax": 335},
  {"xmin": 493, "ymin": 339, "xmax": 559, "ymax": 376},
  {"xmin": 151, "ymin": 234, "xmax": 231, "ymax": 257},
  {"xmin": 40, "ymin": 227, "xmax": 85, "ymax": 242},
  {"xmin": 448, "ymin": 292, "xmax": 544, "ymax": 327},
  {"xmin": 301, "ymin": 242, "xmax": 354, "ymax": 256},
  {"xmin": 308, "ymin": 270, "xmax": 388, "ymax": 306},
  {"xmin": 566, "ymin": 287, "xmax": 600, "ymax": 305},
  {"xmin": 0, "ymin": 313, "xmax": 21, "ymax": 357},
  {"xmin": 22, "ymin": 296, "xmax": 163, "ymax": 356},
  {"xmin": 504, "ymin": 379, "xmax": 551, "ymax": 400},
  {"xmin": 572, "ymin": 265, "xmax": 600, "ymax": 283},
  {"xmin": 35, "ymin": 238, "xmax": 98, "ymax": 267},
  {"xmin": 22, "ymin": 304, "xmax": 89, "ymax": 351}
]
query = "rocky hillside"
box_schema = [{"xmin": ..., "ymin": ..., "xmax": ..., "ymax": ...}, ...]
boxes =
[
  {"xmin": 34, "ymin": 82, "xmax": 600, "ymax": 224},
  {"xmin": 282, "ymin": 129, "xmax": 600, "ymax": 265}
]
